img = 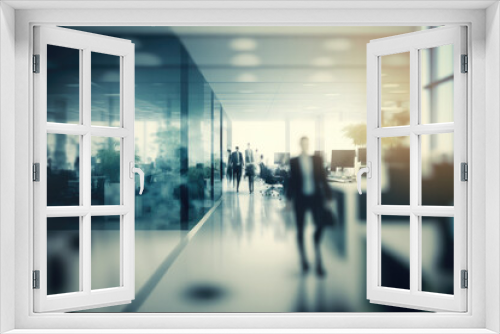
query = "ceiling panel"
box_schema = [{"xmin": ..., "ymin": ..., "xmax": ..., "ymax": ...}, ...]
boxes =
[{"xmin": 175, "ymin": 26, "xmax": 425, "ymax": 120}]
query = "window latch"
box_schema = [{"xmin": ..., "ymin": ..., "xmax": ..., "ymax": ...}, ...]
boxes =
[
  {"xmin": 357, "ymin": 161, "xmax": 371, "ymax": 195},
  {"xmin": 129, "ymin": 161, "xmax": 145, "ymax": 195}
]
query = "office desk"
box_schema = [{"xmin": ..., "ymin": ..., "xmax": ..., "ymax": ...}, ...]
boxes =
[
  {"xmin": 327, "ymin": 180, "xmax": 367, "ymax": 308},
  {"xmin": 328, "ymin": 180, "xmax": 447, "ymax": 295}
]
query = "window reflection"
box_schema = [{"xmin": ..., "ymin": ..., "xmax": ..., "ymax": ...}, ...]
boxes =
[
  {"xmin": 47, "ymin": 45, "xmax": 80, "ymax": 124},
  {"xmin": 381, "ymin": 136, "xmax": 410, "ymax": 205},
  {"xmin": 380, "ymin": 52, "xmax": 410, "ymax": 127},
  {"xmin": 47, "ymin": 217, "xmax": 80, "ymax": 295},
  {"xmin": 420, "ymin": 44, "xmax": 454, "ymax": 124},
  {"xmin": 91, "ymin": 137, "xmax": 121, "ymax": 206},
  {"xmin": 381, "ymin": 215, "xmax": 410, "ymax": 290},
  {"xmin": 421, "ymin": 216, "xmax": 454, "ymax": 295},
  {"xmin": 421, "ymin": 133, "xmax": 454, "ymax": 206},
  {"xmin": 91, "ymin": 52, "xmax": 121, "ymax": 127},
  {"xmin": 47, "ymin": 133, "xmax": 80, "ymax": 206},
  {"xmin": 91, "ymin": 216, "xmax": 121, "ymax": 290}
]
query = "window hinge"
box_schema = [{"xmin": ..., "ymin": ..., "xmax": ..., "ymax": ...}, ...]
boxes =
[
  {"xmin": 33, "ymin": 270, "xmax": 40, "ymax": 289},
  {"xmin": 33, "ymin": 163, "xmax": 40, "ymax": 182},
  {"xmin": 461, "ymin": 162, "xmax": 468, "ymax": 181},
  {"xmin": 461, "ymin": 54, "xmax": 468, "ymax": 73},
  {"xmin": 461, "ymin": 270, "xmax": 468, "ymax": 289},
  {"xmin": 33, "ymin": 54, "xmax": 40, "ymax": 73}
]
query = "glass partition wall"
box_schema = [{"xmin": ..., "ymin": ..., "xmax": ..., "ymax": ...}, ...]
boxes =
[
  {"xmin": 70, "ymin": 30, "xmax": 227, "ymax": 231},
  {"xmin": 65, "ymin": 29, "xmax": 228, "ymax": 312}
]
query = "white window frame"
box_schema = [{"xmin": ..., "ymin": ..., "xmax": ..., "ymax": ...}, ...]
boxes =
[
  {"xmin": 366, "ymin": 26, "xmax": 467, "ymax": 312},
  {"xmin": 33, "ymin": 26, "xmax": 136, "ymax": 313},
  {"xmin": 1, "ymin": 2, "xmax": 498, "ymax": 333}
]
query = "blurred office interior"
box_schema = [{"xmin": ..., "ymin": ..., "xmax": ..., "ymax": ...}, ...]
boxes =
[{"xmin": 45, "ymin": 26, "xmax": 455, "ymax": 312}]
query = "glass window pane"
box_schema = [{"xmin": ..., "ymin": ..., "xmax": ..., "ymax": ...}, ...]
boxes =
[
  {"xmin": 380, "ymin": 52, "xmax": 410, "ymax": 127},
  {"xmin": 381, "ymin": 215, "xmax": 410, "ymax": 290},
  {"xmin": 421, "ymin": 133, "xmax": 454, "ymax": 206},
  {"xmin": 381, "ymin": 136, "xmax": 410, "ymax": 205},
  {"xmin": 420, "ymin": 45, "xmax": 454, "ymax": 124},
  {"xmin": 47, "ymin": 133, "xmax": 80, "ymax": 206},
  {"xmin": 187, "ymin": 63, "xmax": 212, "ymax": 225},
  {"xmin": 47, "ymin": 217, "xmax": 80, "ymax": 295},
  {"xmin": 213, "ymin": 99, "xmax": 222, "ymax": 200},
  {"xmin": 421, "ymin": 217, "xmax": 454, "ymax": 295},
  {"xmin": 47, "ymin": 45, "xmax": 80, "ymax": 124},
  {"xmin": 91, "ymin": 216, "xmax": 121, "ymax": 290},
  {"xmin": 436, "ymin": 44, "xmax": 454, "ymax": 81},
  {"xmin": 91, "ymin": 137, "xmax": 121, "ymax": 205},
  {"xmin": 91, "ymin": 52, "xmax": 121, "ymax": 127}
]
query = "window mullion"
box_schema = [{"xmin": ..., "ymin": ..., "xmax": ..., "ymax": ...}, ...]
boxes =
[
  {"xmin": 81, "ymin": 48, "xmax": 92, "ymax": 295},
  {"xmin": 409, "ymin": 47, "xmax": 420, "ymax": 294}
]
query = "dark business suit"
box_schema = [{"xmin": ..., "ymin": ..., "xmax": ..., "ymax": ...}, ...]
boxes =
[
  {"xmin": 230, "ymin": 151, "xmax": 244, "ymax": 192},
  {"xmin": 287, "ymin": 155, "xmax": 332, "ymax": 274},
  {"xmin": 245, "ymin": 149, "xmax": 255, "ymax": 193}
]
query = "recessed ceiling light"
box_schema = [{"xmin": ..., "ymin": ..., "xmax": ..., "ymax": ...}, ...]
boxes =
[{"xmin": 229, "ymin": 38, "xmax": 257, "ymax": 51}]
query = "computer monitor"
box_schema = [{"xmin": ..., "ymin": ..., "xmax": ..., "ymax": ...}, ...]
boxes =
[
  {"xmin": 331, "ymin": 150, "xmax": 356, "ymax": 171},
  {"xmin": 274, "ymin": 152, "xmax": 290, "ymax": 165},
  {"xmin": 358, "ymin": 147, "xmax": 367, "ymax": 165}
]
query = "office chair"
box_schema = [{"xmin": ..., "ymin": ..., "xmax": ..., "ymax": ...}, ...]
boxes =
[{"xmin": 260, "ymin": 165, "xmax": 285, "ymax": 199}]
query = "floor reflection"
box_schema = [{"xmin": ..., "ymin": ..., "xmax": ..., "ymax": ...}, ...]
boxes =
[{"xmin": 83, "ymin": 181, "xmax": 420, "ymax": 313}]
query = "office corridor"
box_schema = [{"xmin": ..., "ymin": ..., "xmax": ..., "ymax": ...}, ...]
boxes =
[
  {"xmin": 86, "ymin": 181, "xmax": 410, "ymax": 313},
  {"xmin": 135, "ymin": 186, "xmax": 353, "ymax": 312}
]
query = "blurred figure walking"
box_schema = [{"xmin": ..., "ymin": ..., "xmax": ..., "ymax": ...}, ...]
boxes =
[
  {"xmin": 286, "ymin": 136, "xmax": 333, "ymax": 277},
  {"xmin": 245, "ymin": 143, "xmax": 255, "ymax": 193},
  {"xmin": 230, "ymin": 146, "xmax": 244, "ymax": 193},
  {"xmin": 245, "ymin": 163, "xmax": 256, "ymax": 194}
]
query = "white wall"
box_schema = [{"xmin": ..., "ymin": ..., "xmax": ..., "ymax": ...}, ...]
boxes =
[
  {"xmin": 485, "ymin": 2, "xmax": 500, "ymax": 333},
  {"xmin": 0, "ymin": 2, "xmax": 16, "ymax": 333},
  {"xmin": 8, "ymin": 6, "xmax": 491, "ymax": 331}
]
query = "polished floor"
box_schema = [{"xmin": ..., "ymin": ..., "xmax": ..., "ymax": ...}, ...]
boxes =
[{"xmin": 84, "ymin": 179, "xmax": 415, "ymax": 313}]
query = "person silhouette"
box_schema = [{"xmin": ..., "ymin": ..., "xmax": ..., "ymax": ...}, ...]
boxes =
[
  {"xmin": 245, "ymin": 143, "xmax": 255, "ymax": 193},
  {"xmin": 230, "ymin": 146, "xmax": 244, "ymax": 193},
  {"xmin": 286, "ymin": 136, "xmax": 333, "ymax": 277}
]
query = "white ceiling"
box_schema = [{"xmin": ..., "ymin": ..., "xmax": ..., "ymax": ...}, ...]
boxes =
[
  {"xmin": 5, "ymin": 0, "xmax": 495, "ymax": 10},
  {"xmin": 174, "ymin": 26, "xmax": 419, "ymax": 121}
]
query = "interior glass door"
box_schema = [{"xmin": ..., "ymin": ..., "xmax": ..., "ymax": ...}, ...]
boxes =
[{"xmin": 365, "ymin": 26, "xmax": 467, "ymax": 312}]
